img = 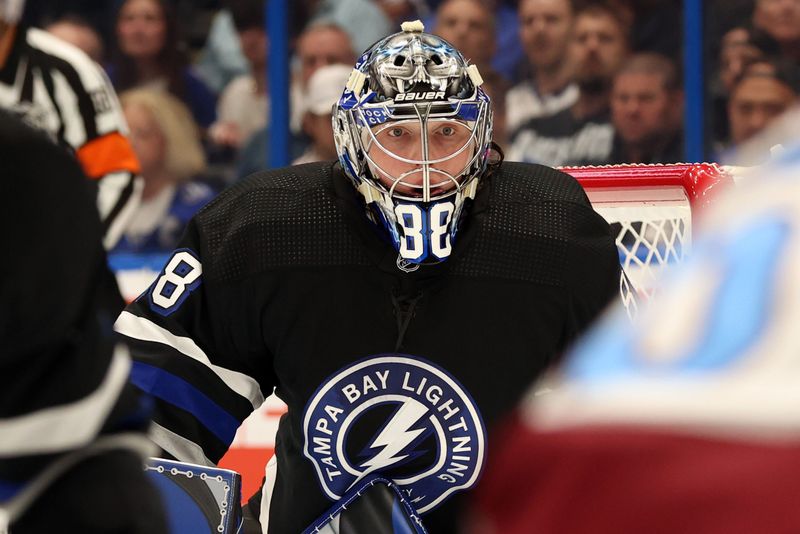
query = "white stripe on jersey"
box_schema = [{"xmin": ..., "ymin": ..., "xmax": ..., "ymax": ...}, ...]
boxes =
[
  {"xmin": 51, "ymin": 68, "xmax": 86, "ymax": 150},
  {"xmin": 27, "ymin": 29, "xmax": 131, "ymax": 137},
  {"xmin": 0, "ymin": 345, "xmax": 131, "ymax": 457},
  {"xmin": 149, "ymin": 422, "xmax": 215, "ymax": 467},
  {"xmin": 115, "ymin": 311, "xmax": 266, "ymax": 409},
  {"xmin": 101, "ymin": 170, "xmax": 142, "ymax": 250},
  {"xmin": 0, "ymin": 27, "xmax": 140, "ymax": 250},
  {"xmin": 260, "ymin": 453, "xmax": 279, "ymax": 533}
]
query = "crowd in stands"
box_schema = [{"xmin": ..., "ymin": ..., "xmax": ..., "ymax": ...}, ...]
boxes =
[{"xmin": 20, "ymin": 0, "xmax": 800, "ymax": 254}]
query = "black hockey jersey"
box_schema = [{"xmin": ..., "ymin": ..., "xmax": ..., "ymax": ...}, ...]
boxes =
[
  {"xmin": 1, "ymin": 110, "xmax": 127, "ymax": 449},
  {"xmin": 116, "ymin": 161, "xmax": 620, "ymax": 533},
  {"xmin": 1, "ymin": 112, "xmax": 165, "ymax": 533}
]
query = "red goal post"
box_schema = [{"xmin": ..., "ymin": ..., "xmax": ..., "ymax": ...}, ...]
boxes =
[{"xmin": 561, "ymin": 163, "xmax": 735, "ymax": 317}]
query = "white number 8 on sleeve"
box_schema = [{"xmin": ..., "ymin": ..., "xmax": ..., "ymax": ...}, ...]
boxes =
[{"xmin": 149, "ymin": 250, "xmax": 203, "ymax": 315}]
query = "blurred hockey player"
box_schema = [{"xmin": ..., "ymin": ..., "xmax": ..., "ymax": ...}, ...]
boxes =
[
  {"xmin": 115, "ymin": 21, "xmax": 619, "ymax": 533},
  {"xmin": 0, "ymin": 0, "xmax": 142, "ymax": 249},
  {"xmin": 472, "ymin": 109, "xmax": 800, "ymax": 534},
  {"xmin": 0, "ymin": 111, "xmax": 166, "ymax": 533}
]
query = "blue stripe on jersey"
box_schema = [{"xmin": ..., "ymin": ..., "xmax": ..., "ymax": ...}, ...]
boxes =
[
  {"xmin": 130, "ymin": 361, "xmax": 240, "ymax": 445},
  {"xmin": 0, "ymin": 479, "xmax": 24, "ymax": 501}
]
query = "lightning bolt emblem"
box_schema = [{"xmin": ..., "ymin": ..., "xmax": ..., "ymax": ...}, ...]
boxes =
[{"xmin": 360, "ymin": 398, "xmax": 429, "ymax": 476}]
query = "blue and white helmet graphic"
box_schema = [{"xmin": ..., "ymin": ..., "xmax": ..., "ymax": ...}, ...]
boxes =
[{"xmin": 333, "ymin": 20, "xmax": 493, "ymax": 271}]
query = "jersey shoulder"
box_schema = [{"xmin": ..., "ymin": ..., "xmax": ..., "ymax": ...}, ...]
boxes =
[
  {"xmin": 193, "ymin": 162, "xmax": 370, "ymax": 281},
  {"xmin": 490, "ymin": 161, "xmax": 591, "ymax": 206},
  {"xmin": 25, "ymin": 28, "xmax": 126, "ymax": 139},
  {"xmin": 26, "ymin": 28, "xmax": 106, "ymax": 90},
  {"xmin": 452, "ymin": 161, "xmax": 614, "ymax": 286},
  {"xmin": 197, "ymin": 161, "xmax": 337, "ymax": 224}
]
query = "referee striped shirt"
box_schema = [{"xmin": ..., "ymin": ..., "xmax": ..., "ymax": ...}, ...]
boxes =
[{"xmin": 0, "ymin": 26, "xmax": 142, "ymax": 249}]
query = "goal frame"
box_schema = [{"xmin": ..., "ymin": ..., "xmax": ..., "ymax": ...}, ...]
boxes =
[{"xmin": 562, "ymin": 163, "xmax": 735, "ymax": 317}]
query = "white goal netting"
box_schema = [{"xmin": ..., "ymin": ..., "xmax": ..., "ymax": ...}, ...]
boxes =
[{"xmin": 563, "ymin": 163, "xmax": 734, "ymax": 319}]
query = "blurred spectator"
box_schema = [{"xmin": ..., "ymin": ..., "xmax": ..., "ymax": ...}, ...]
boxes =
[
  {"xmin": 22, "ymin": 1, "xmax": 118, "ymax": 47},
  {"xmin": 614, "ymin": 0, "xmax": 680, "ymax": 57},
  {"xmin": 234, "ymin": 124, "xmax": 307, "ymax": 179},
  {"xmin": 570, "ymin": 3, "xmax": 631, "ymax": 114},
  {"xmin": 108, "ymin": 0, "xmax": 217, "ymax": 128},
  {"xmin": 483, "ymin": 73, "xmax": 510, "ymax": 149},
  {"xmin": 290, "ymin": 22, "xmax": 356, "ymax": 134},
  {"xmin": 171, "ymin": 0, "xmax": 225, "ymax": 54},
  {"xmin": 378, "ymin": 0, "xmax": 427, "ymax": 24},
  {"xmin": 434, "ymin": 0, "xmax": 509, "ymax": 145},
  {"xmin": 1, "ymin": 6, "xmax": 142, "ymax": 250},
  {"xmin": 297, "ymin": 22, "xmax": 356, "ymax": 87},
  {"xmin": 719, "ymin": 27, "xmax": 766, "ymax": 94},
  {"xmin": 234, "ymin": 19, "xmax": 355, "ymax": 180},
  {"xmin": 44, "ymin": 13, "xmax": 104, "ymax": 62},
  {"xmin": 507, "ymin": 0, "xmax": 577, "ymax": 136},
  {"xmin": 608, "ymin": 53, "xmax": 683, "ymax": 164},
  {"xmin": 508, "ymin": 2, "xmax": 630, "ymax": 166},
  {"xmin": 434, "ymin": 0, "xmax": 499, "ymax": 81},
  {"xmin": 711, "ymin": 26, "xmax": 766, "ymax": 148},
  {"xmin": 114, "ymin": 89, "xmax": 215, "ymax": 254},
  {"xmin": 753, "ymin": 0, "xmax": 800, "ymax": 61},
  {"xmin": 727, "ymin": 58, "xmax": 799, "ymax": 157},
  {"xmin": 194, "ymin": 8, "xmax": 249, "ymax": 94},
  {"xmin": 293, "ymin": 63, "xmax": 351, "ymax": 164},
  {"xmin": 208, "ymin": 0, "xmax": 269, "ymax": 153},
  {"xmin": 708, "ymin": 0, "xmax": 759, "ymax": 54},
  {"xmin": 311, "ymin": 0, "xmax": 392, "ymax": 56},
  {"xmin": 489, "ymin": 2, "xmax": 526, "ymax": 84}
]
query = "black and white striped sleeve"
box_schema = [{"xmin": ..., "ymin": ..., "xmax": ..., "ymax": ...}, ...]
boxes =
[
  {"xmin": 27, "ymin": 28, "xmax": 143, "ymax": 249},
  {"xmin": 114, "ymin": 220, "xmax": 272, "ymax": 466}
]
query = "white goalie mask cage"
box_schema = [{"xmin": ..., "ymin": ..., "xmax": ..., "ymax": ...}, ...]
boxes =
[{"xmin": 333, "ymin": 21, "xmax": 493, "ymax": 270}]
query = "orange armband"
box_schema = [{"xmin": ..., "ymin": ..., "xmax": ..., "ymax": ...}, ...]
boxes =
[{"xmin": 76, "ymin": 131, "xmax": 141, "ymax": 179}]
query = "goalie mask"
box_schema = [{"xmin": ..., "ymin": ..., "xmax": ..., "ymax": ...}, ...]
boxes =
[{"xmin": 333, "ymin": 20, "xmax": 493, "ymax": 270}]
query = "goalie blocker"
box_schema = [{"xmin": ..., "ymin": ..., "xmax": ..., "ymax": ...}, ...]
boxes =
[{"xmin": 145, "ymin": 458, "xmax": 243, "ymax": 534}]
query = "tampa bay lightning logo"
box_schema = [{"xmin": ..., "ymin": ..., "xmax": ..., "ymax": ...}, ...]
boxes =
[{"xmin": 302, "ymin": 354, "xmax": 486, "ymax": 514}]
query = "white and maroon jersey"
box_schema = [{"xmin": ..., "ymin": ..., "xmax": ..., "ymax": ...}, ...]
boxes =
[{"xmin": 0, "ymin": 26, "xmax": 141, "ymax": 249}]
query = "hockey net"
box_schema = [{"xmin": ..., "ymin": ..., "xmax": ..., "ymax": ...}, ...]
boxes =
[{"xmin": 562, "ymin": 163, "xmax": 734, "ymax": 319}]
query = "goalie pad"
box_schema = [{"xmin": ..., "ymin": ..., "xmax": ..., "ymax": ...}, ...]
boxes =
[{"xmin": 145, "ymin": 458, "xmax": 242, "ymax": 534}]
